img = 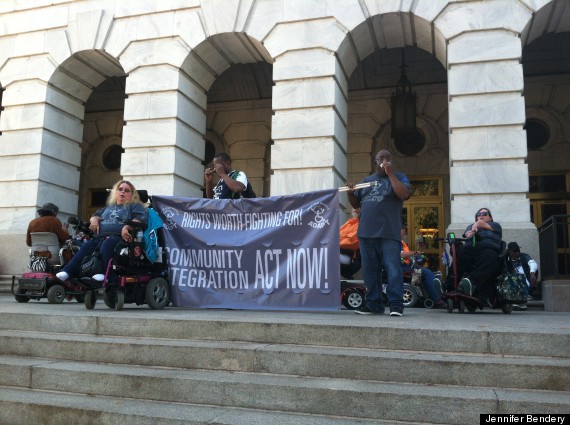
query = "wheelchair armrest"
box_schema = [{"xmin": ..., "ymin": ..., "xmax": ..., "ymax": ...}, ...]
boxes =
[
  {"xmin": 124, "ymin": 219, "xmax": 148, "ymax": 231},
  {"xmin": 497, "ymin": 241, "xmax": 508, "ymax": 260}
]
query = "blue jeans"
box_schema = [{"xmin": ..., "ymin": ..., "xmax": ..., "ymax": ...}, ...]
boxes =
[
  {"xmin": 63, "ymin": 235, "xmax": 120, "ymax": 281},
  {"xmin": 402, "ymin": 264, "xmax": 441, "ymax": 301},
  {"xmin": 359, "ymin": 237, "xmax": 403, "ymax": 313}
]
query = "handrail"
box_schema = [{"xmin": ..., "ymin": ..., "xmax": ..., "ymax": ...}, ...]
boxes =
[{"xmin": 538, "ymin": 214, "xmax": 570, "ymax": 279}]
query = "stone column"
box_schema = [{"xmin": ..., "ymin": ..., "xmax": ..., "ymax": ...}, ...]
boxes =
[
  {"xmin": 119, "ymin": 40, "xmax": 207, "ymax": 198},
  {"xmin": 447, "ymin": 30, "xmax": 539, "ymax": 261},
  {"xmin": 0, "ymin": 53, "xmax": 88, "ymax": 273},
  {"xmin": 271, "ymin": 49, "xmax": 348, "ymax": 199}
]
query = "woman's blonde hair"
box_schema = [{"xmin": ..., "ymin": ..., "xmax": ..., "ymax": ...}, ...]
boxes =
[{"xmin": 106, "ymin": 180, "xmax": 142, "ymax": 206}]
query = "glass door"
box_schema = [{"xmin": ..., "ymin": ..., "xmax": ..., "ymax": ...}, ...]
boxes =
[{"xmin": 403, "ymin": 177, "xmax": 445, "ymax": 275}]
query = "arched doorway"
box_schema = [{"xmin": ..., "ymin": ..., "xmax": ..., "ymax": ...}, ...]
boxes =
[
  {"xmin": 48, "ymin": 50, "xmax": 126, "ymax": 218},
  {"xmin": 344, "ymin": 18, "xmax": 449, "ymax": 272},
  {"xmin": 522, "ymin": 0, "xmax": 570, "ymax": 275}
]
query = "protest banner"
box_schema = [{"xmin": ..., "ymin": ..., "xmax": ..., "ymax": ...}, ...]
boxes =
[{"xmin": 153, "ymin": 189, "xmax": 340, "ymax": 310}]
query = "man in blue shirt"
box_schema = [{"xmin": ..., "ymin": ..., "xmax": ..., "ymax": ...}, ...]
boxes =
[{"xmin": 347, "ymin": 149, "xmax": 411, "ymax": 316}]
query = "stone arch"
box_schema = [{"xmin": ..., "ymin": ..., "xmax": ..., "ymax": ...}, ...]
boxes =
[
  {"xmin": 337, "ymin": 12, "xmax": 447, "ymax": 82},
  {"xmin": 180, "ymin": 33, "xmax": 272, "ymax": 93},
  {"xmin": 113, "ymin": 27, "xmax": 273, "ymax": 197},
  {"xmin": 338, "ymin": 10, "xmax": 449, "ymax": 190},
  {"xmin": 521, "ymin": 0, "xmax": 570, "ymax": 177},
  {"xmin": 520, "ymin": 0, "xmax": 570, "ymax": 264},
  {"xmin": 46, "ymin": 50, "xmax": 126, "ymax": 216},
  {"xmin": 521, "ymin": 0, "xmax": 568, "ymax": 47},
  {"xmin": 268, "ymin": 5, "xmax": 452, "ymax": 198},
  {"xmin": 182, "ymin": 33, "xmax": 273, "ymax": 197}
]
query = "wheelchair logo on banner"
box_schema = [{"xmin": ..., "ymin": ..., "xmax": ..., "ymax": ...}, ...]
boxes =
[
  {"xmin": 307, "ymin": 202, "xmax": 330, "ymax": 229},
  {"xmin": 160, "ymin": 206, "xmax": 179, "ymax": 231}
]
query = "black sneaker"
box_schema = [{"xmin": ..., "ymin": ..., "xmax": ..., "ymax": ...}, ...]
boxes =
[
  {"xmin": 512, "ymin": 304, "xmax": 527, "ymax": 311},
  {"xmin": 389, "ymin": 308, "xmax": 403, "ymax": 317},
  {"xmin": 355, "ymin": 305, "xmax": 375, "ymax": 315}
]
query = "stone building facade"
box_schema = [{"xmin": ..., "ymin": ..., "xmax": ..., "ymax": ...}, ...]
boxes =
[{"xmin": 1, "ymin": 0, "xmax": 569, "ymax": 275}]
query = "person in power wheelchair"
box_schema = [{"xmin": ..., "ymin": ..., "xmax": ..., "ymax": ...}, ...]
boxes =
[
  {"xmin": 400, "ymin": 227, "xmax": 446, "ymax": 308},
  {"xmin": 506, "ymin": 241, "xmax": 539, "ymax": 311},
  {"xmin": 26, "ymin": 203, "xmax": 69, "ymax": 249},
  {"xmin": 455, "ymin": 207, "xmax": 503, "ymax": 305},
  {"xmin": 56, "ymin": 180, "xmax": 147, "ymax": 286}
]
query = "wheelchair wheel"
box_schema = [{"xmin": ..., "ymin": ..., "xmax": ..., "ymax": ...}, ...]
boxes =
[
  {"xmin": 84, "ymin": 290, "xmax": 97, "ymax": 310},
  {"xmin": 402, "ymin": 283, "xmax": 418, "ymax": 308},
  {"xmin": 15, "ymin": 289, "xmax": 30, "ymax": 303},
  {"xmin": 342, "ymin": 287, "xmax": 364, "ymax": 310},
  {"xmin": 146, "ymin": 277, "xmax": 170, "ymax": 310},
  {"xmin": 47, "ymin": 284, "xmax": 65, "ymax": 304},
  {"xmin": 115, "ymin": 289, "xmax": 125, "ymax": 311},
  {"xmin": 103, "ymin": 290, "xmax": 116, "ymax": 309},
  {"xmin": 446, "ymin": 298, "xmax": 454, "ymax": 313},
  {"xmin": 466, "ymin": 303, "xmax": 478, "ymax": 313},
  {"xmin": 458, "ymin": 299, "xmax": 466, "ymax": 313}
]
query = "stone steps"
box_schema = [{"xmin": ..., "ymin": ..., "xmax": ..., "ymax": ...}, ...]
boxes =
[
  {"xmin": 1, "ymin": 309, "xmax": 566, "ymax": 356},
  {"xmin": 0, "ymin": 303, "xmax": 568, "ymax": 424},
  {"xmin": 0, "ymin": 331, "xmax": 569, "ymax": 391},
  {"xmin": 1, "ymin": 356, "xmax": 568, "ymax": 424},
  {"xmin": 0, "ymin": 386, "xmax": 400, "ymax": 425},
  {"xmin": 0, "ymin": 276, "xmax": 13, "ymax": 294}
]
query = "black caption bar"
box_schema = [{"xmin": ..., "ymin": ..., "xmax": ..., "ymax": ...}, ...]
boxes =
[{"xmin": 481, "ymin": 415, "xmax": 570, "ymax": 424}]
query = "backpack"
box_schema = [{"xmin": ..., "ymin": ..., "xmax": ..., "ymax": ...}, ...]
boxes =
[
  {"xmin": 143, "ymin": 208, "xmax": 164, "ymax": 263},
  {"xmin": 241, "ymin": 181, "xmax": 257, "ymax": 198},
  {"xmin": 496, "ymin": 272, "xmax": 527, "ymax": 304},
  {"xmin": 229, "ymin": 171, "xmax": 257, "ymax": 199}
]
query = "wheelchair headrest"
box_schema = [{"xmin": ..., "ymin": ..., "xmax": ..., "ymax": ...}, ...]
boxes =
[
  {"xmin": 137, "ymin": 190, "xmax": 149, "ymax": 203},
  {"xmin": 498, "ymin": 240, "xmax": 508, "ymax": 259}
]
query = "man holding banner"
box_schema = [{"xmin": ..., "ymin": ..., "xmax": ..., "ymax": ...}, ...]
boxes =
[
  {"xmin": 204, "ymin": 152, "xmax": 249, "ymax": 199},
  {"xmin": 347, "ymin": 149, "xmax": 411, "ymax": 316}
]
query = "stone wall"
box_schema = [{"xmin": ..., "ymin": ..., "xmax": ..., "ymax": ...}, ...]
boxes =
[{"xmin": 0, "ymin": 0, "xmax": 567, "ymax": 275}]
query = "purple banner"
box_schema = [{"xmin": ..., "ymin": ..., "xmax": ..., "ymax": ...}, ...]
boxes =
[{"xmin": 153, "ymin": 189, "xmax": 340, "ymax": 310}]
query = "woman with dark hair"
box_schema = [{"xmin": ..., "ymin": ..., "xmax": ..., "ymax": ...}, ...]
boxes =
[
  {"xmin": 456, "ymin": 207, "xmax": 503, "ymax": 303},
  {"xmin": 26, "ymin": 203, "xmax": 69, "ymax": 247},
  {"xmin": 55, "ymin": 180, "xmax": 147, "ymax": 285}
]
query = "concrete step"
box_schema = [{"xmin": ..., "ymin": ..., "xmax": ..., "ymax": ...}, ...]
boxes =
[
  {"xmin": 1, "ymin": 356, "xmax": 569, "ymax": 424},
  {"xmin": 0, "ymin": 276, "xmax": 13, "ymax": 294},
  {"xmin": 0, "ymin": 386, "xmax": 404, "ymax": 425},
  {"xmin": 1, "ymin": 309, "xmax": 569, "ymax": 358},
  {"xmin": 1, "ymin": 331, "xmax": 569, "ymax": 391},
  {"xmin": 1, "ymin": 296, "xmax": 569, "ymax": 424}
]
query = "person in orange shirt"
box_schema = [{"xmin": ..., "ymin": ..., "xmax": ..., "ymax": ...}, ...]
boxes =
[{"xmin": 340, "ymin": 208, "xmax": 361, "ymax": 279}]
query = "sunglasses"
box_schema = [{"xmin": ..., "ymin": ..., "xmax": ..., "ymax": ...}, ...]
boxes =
[
  {"xmin": 117, "ymin": 187, "xmax": 132, "ymax": 193},
  {"xmin": 476, "ymin": 212, "xmax": 489, "ymax": 217}
]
